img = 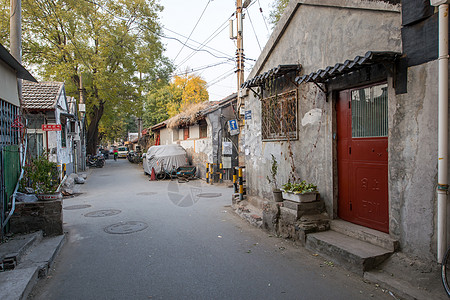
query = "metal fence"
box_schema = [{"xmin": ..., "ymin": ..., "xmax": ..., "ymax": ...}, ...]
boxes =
[{"xmin": 0, "ymin": 99, "xmax": 21, "ymax": 238}]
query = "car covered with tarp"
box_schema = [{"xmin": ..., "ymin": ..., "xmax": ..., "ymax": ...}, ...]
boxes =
[{"xmin": 143, "ymin": 144, "xmax": 188, "ymax": 176}]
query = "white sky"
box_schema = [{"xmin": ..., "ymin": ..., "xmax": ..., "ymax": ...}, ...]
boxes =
[{"xmin": 159, "ymin": 0, "xmax": 273, "ymax": 101}]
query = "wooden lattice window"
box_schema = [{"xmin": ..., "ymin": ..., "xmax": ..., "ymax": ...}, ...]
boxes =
[{"xmin": 261, "ymin": 90, "xmax": 298, "ymax": 141}]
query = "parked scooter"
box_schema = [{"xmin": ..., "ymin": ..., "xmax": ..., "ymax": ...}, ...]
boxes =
[{"xmin": 87, "ymin": 154, "xmax": 105, "ymax": 168}]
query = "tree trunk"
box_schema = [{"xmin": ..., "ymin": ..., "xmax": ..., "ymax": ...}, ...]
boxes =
[{"xmin": 86, "ymin": 102, "xmax": 104, "ymax": 155}]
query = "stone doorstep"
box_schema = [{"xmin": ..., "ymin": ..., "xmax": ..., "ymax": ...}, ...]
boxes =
[
  {"xmin": 306, "ymin": 230, "xmax": 393, "ymax": 276},
  {"xmin": 0, "ymin": 232, "xmax": 43, "ymax": 270},
  {"xmin": 330, "ymin": 219, "xmax": 399, "ymax": 252}
]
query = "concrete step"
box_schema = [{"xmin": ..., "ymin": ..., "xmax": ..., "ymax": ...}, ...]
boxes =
[
  {"xmin": 0, "ymin": 231, "xmax": 43, "ymax": 270},
  {"xmin": 19, "ymin": 234, "xmax": 65, "ymax": 278},
  {"xmin": 0, "ymin": 233, "xmax": 65, "ymax": 300},
  {"xmin": 306, "ymin": 230, "xmax": 393, "ymax": 275},
  {"xmin": 330, "ymin": 219, "xmax": 399, "ymax": 252}
]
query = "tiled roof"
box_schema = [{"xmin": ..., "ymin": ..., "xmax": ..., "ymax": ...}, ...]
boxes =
[
  {"xmin": 22, "ymin": 81, "xmax": 64, "ymax": 110},
  {"xmin": 241, "ymin": 65, "xmax": 301, "ymax": 88},
  {"xmin": 295, "ymin": 51, "xmax": 400, "ymax": 85}
]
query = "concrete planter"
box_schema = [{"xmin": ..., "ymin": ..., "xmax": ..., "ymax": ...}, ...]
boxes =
[
  {"xmin": 281, "ymin": 191, "xmax": 318, "ymax": 203},
  {"xmin": 37, "ymin": 192, "xmax": 62, "ymax": 201},
  {"xmin": 273, "ymin": 189, "xmax": 283, "ymax": 202}
]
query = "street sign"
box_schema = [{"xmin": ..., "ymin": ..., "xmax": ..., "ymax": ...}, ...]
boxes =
[
  {"xmin": 228, "ymin": 119, "xmax": 239, "ymax": 136},
  {"xmin": 244, "ymin": 110, "xmax": 252, "ymax": 120},
  {"xmin": 42, "ymin": 124, "xmax": 62, "ymax": 131}
]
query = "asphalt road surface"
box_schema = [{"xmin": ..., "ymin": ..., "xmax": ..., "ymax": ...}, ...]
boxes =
[{"xmin": 30, "ymin": 158, "xmax": 393, "ymax": 300}]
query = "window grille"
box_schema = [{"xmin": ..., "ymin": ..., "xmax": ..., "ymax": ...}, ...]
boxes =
[
  {"xmin": 351, "ymin": 84, "xmax": 388, "ymax": 138},
  {"xmin": 261, "ymin": 90, "xmax": 298, "ymax": 141},
  {"xmin": 0, "ymin": 99, "xmax": 19, "ymax": 146}
]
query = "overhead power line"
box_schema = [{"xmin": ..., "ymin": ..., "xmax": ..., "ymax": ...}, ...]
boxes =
[
  {"xmin": 83, "ymin": 0, "xmax": 235, "ymax": 62},
  {"xmin": 173, "ymin": 0, "xmax": 212, "ymax": 62}
]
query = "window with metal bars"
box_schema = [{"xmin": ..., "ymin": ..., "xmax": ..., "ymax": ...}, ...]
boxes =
[
  {"xmin": 0, "ymin": 99, "xmax": 20, "ymax": 146},
  {"xmin": 261, "ymin": 90, "xmax": 298, "ymax": 141},
  {"xmin": 351, "ymin": 84, "xmax": 388, "ymax": 138}
]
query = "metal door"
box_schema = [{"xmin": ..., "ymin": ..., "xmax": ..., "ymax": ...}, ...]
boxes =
[{"xmin": 337, "ymin": 84, "xmax": 389, "ymax": 233}]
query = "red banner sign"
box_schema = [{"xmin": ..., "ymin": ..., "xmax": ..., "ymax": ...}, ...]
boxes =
[{"xmin": 42, "ymin": 124, "xmax": 62, "ymax": 131}]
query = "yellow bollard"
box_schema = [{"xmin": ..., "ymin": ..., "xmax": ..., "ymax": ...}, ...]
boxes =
[
  {"xmin": 219, "ymin": 163, "xmax": 223, "ymax": 183},
  {"xmin": 238, "ymin": 167, "xmax": 243, "ymax": 201},
  {"xmin": 206, "ymin": 163, "xmax": 209, "ymax": 183},
  {"xmin": 233, "ymin": 167, "xmax": 238, "ymax": 193}
]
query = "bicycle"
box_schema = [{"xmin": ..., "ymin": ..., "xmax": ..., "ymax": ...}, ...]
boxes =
[{"xmin": 441, "ymin": 246, "xmax": 450, "ymax": 296}]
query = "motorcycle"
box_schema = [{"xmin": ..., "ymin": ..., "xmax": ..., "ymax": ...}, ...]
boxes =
[{"xmin": 87, "ymin": 154, "xmax": 105, "ymax": 168}]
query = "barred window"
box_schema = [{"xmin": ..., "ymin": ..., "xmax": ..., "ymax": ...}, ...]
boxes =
[
  {"xmin": 261, "ymin": 90, "xmax": 298, "ymax": 141},
  {"xmin": 0, "ymin": 99, "xmax": 20, "ymax": 146}
]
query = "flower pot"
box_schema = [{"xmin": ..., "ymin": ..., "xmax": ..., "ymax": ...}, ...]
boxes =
[
  {"xmin": 272, "ymin": 189, "xmax": 283, "ymax": 202},
  {"xmin": 281, "ymin": 191, "xmax": 318, "ymax": 203},
  {"xmin": 37, "ymin": 192, "xmax": 62, "ymax": 201}
]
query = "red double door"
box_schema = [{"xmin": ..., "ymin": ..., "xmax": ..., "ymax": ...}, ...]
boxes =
[{"xmin": 336, "ymin": 85, "xmax": 389, "ymax": 233}]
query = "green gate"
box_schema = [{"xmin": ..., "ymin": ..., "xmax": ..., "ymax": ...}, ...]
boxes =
[{"xmin": 0, "ymin": 145, "xmax": 21, "ymax": 235}]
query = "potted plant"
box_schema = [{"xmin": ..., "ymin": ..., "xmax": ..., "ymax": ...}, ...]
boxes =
[
  {"xmin": 267, "ymin": 154, "xmax": 283, "ymax": 202},
  {"xmin": 281, "ymin": 180, "xmax": 318, "ymax": 203},
  {"xmin": 20, "ymin": 155, "xmax": 61, "ymax": 200}
]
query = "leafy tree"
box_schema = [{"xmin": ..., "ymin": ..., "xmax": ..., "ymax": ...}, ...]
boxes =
[
  {"xmin": 143, "ymin": 73, "xmax": 208, "ymax": 125},
  {"xmin": 0, "ymin": 0, "xmax": 172, "ymax": 153},
  {"xmin": 269, "ymin": 0, "xmax": 289, "ymax": 27}
]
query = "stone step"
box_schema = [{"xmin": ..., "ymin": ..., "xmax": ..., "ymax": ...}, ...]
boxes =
[
  {"xmin": 330, "ymin": 219, "xmax": 399, "ymax": 252},
  {"xmin": 306, "ymin": 230, "xmax": 393, "ymax": 275},
  {"xmin": 283, "ymin": 200, "xmax": 325, "ymax": 215},
  {"xmin": 0, "ymin": 231, "xmax": 43, "ymax": 270}
]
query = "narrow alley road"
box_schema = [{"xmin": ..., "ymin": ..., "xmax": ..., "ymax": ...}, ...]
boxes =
[{"xmin": 30, "ymin": 159, "xmax": 392, "ymax": 300}]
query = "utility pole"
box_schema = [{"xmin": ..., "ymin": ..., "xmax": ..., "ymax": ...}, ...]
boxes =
[
  {"xmin": 10, "ymin": 0, "xmax": 22, "ymax": 107},
  {"xmin": 236, "ymin": 0, "xmax": 244, "ymax": 101},
  {"xmin": 78, "ymin": 73, "xmax": 86, "ymax": 171},
  {"xmin": 10, "ymin": 0, "xmax": 21, "ymax": 63}
]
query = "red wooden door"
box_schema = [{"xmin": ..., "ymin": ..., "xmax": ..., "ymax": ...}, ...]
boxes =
[{"xmin": 337, "ymin": 85, "xmax": 389, "ymax": 233}]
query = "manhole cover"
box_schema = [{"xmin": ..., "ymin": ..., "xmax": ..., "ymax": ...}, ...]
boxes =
[
  {"xmin": 136, "ymin": 192, "xmax": 157, "ymax": 196},
  {"xmin": 104, "ymin": 221, "xmax": 148, "ymax": 234},
  {"xmin": 85, "ymin": 209, "xmax": 121, "ymax": 217},
  {"xmin": 197, "ymin": 193, "xmax": 222, "ymax": 198},
  {"xmin": 64, "ymin": 204, "xmax": 92, "ymax": 210}
]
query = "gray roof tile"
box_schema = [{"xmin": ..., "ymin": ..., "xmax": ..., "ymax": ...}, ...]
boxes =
[{"xmin": 22, "ymin": 81, "xmax": 64, "ymax": 110}]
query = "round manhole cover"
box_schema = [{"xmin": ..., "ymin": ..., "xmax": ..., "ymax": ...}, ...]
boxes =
[
  {"xmin": 197, "ymin": 193, "xmax": 222, "ymax": 198},
  {"xmin": 136, "ymin": 192, "xmax": 157, "ymax": 196},
  {"xmin": 64, "ymin": 204, "xmax": 92, "ymax": 210},
  {"xmin": 85, "ymin": 209, "xmax": 121, "ymax": 218},
  {"xmin": 104, "ymin": 221, "xmax": 148, "ymax": 234}
]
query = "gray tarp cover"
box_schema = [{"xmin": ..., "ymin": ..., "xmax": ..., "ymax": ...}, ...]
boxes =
[{"xmin": 143, "ymin": 144, "xmax": 188, "ymax": 175}]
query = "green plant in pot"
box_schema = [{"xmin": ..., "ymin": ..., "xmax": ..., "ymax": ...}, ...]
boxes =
[
  {"xmin": 281, "ymin": 180, "xmax": 318, "ymax": 203},
  {"xmin": 20, "ymin": 155, "xmax": 61, "ymax": 200},
  {"xmin": 266, "ymin": 154, "xmax": 283, "ymax": 202}
]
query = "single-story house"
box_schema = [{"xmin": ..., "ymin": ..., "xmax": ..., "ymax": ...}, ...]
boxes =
[
  {"xmin": 22, "ymin": 81, "xmax": 76, "ymax": 176},
  {"xmin": 240, "ymin": 0, "xmax": 446, "ymax": 276},
  {"xmin": 151, "ymin": 94, "xmax": 238, "ymax": 178}
]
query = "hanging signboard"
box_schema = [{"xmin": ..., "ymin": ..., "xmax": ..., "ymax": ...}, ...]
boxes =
[
  {"xmin": 228, "ymin": 119, "xmax": 239, "ymax": 136},
  {"xmin": 42, "ymin": 124, "xmax": 62, "ymax": 131}
]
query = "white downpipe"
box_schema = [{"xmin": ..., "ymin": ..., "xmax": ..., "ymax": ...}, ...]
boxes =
[{"xmin": 438, "ymin": 3, "xmax": 449, "ymax": 263}]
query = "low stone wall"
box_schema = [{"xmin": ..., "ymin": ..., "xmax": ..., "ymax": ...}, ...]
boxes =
[{"xmin": 10, "ymin": 200, "xmax": 63, "ymax": 236}]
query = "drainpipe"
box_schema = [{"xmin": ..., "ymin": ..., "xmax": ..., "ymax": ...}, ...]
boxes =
[{"xmin": 432, "ymin": 0, "xmax": 450, "ymax": 263}]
